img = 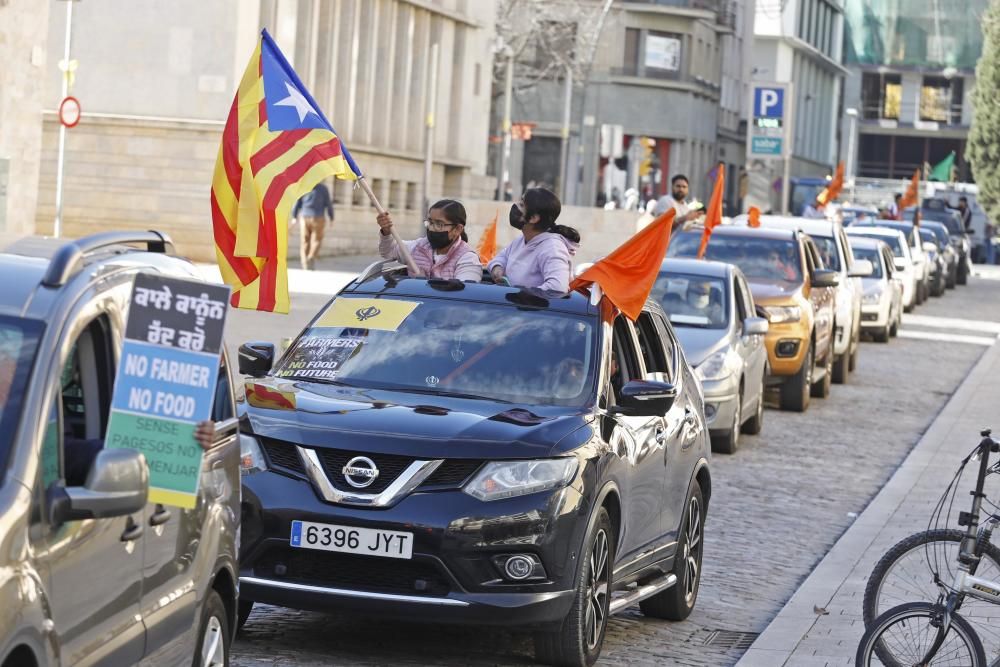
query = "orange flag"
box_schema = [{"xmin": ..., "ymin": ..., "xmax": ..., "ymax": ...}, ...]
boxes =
[
  {"xmin": 477, "ymin": 209, "xmax": 499, "ymax": 264},
  {"xmin": 748, "ymin": 206, "xmax": 761, "ymax": 228},
  {"xmin": 696, "ymin": 163, "xmax": 725, "ymax": 259},
  {"xmin": 816, "ymin": 162, "xmax": 844, "ymax": 207},
  {"xmin": 570, "ymin": 209, "xmax": 676, "ymax": 321},
  {"xmin": 899, "ymin": 169, "xmax": 920, "ymax": 210}
]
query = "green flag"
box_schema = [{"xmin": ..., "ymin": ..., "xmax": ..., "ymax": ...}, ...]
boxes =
[{"xmin": 929, "ymin": 151, "xmax": 956, "ymax": 182}]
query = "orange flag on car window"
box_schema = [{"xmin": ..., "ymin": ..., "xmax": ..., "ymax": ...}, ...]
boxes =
[
  {"xmin": 899, "ymin": 168, "xmax": 920, "ymax": 210},
  {"xmin": 477, "ymin": 209, "xmax": 499, "ymax": 264},
  {"xmin": 748, "ymin": 206, "xmax": 761, "ymax": 227},
  {"xmin": 696, "ymin": 163, "xmax": 725, "ymax": 259},
  {"xmin": 570, "ymin": 209, "xmax": 675, "ymax": 321}
]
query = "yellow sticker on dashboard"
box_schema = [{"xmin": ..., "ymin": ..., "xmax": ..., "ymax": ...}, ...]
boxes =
[{"xmin": 315, "ymin": 298, "xmax": 420, "ymax": 332}]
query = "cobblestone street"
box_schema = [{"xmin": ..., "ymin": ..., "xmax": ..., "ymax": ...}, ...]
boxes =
[{"xmin": 228, "ymin": 268, "xmax": 1000, "ymax": 666}]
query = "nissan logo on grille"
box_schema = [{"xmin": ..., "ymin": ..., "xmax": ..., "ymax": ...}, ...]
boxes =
[{"xmin": 342, "ymin": 456, "xmax": 380, "ymax": 489}]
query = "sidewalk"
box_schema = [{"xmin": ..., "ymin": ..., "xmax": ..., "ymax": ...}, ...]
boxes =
[{"xmin": 737, "ymin": 331, "xmax": 1000, "ymax": 666}]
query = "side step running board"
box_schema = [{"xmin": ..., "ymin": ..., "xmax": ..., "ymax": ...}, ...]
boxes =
[{"xmin": 608, "ymin": 573, "xmax": 677, "ymax": 615}]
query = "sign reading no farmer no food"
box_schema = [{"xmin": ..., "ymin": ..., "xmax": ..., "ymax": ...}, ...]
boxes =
[{"xmin": 105, "ymin": 273, "xmax": 230, "ymax": 509}]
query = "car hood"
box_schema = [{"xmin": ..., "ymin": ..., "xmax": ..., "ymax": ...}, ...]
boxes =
[
  {"xmin": 673, "ymin": 327, "xmax": 729, "ymax": 367},
  {"xmin": 239, "ymin": 378, "xmax": 593, "ymax": 459},
  {"xmin": 746, "ymin": 278, "xmax": 803, "ymax": 304}
]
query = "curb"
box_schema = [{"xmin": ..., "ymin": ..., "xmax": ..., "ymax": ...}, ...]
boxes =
[{"xmin": 735, "ymin": 336, "xmax": 1000, "ymax": 666}]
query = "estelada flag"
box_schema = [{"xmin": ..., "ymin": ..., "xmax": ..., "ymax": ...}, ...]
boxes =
[
  {"xmin": 477, "ymin": 210, "xmax": 499, "ymax": 264},
  {"xmin": 246, "ymin": 383, "xmax": 296, "ymax": 411},
  {"xmin": 211, "ymin": 29, "xmax": 362, "ymax": 313},
  {"xmin": 899, "ymin": 168, "xmax": 920, "ymax": 211},
  {"xmin": 696, "ymin": 162, "xmax": 725, "ymax": 259},
  {"xmin": 570, "ymin": 209, "xmax": 676, "ymax": 321}
]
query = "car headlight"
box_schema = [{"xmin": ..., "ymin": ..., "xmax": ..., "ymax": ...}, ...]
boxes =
[
  {"xmin": 464, "ymin": 458, "xmax": 578, "ymax": 501},
  {"xmin": 240, "ymin": 434, "xmax": 267, "ymax": 475},
  {"xmin": 762, "ymin": 305, "xmax": 801, "ymax": 323},
  {"xmin": 695, "ymin": 350, "xmax": 738, "ymax": 382},
  {"xmin": 862, "ymin": 289, "xmax": 883, "ymax": 305}
]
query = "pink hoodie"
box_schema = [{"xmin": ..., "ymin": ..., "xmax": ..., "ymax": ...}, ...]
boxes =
[{"xmin": 487, "ymin": 232, "xmax": 580, "ymax": 292}]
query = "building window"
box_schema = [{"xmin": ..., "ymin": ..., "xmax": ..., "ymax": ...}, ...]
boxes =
[
  {"xmin": 920, "ymin": 76, "xmax": 962, "ymax": 124},
  {"xmin": 624, "ymin": 28, "xmax": 640, "ymax": 76},
  {"xmin": 646, "ymin": 31, "xmax": 682, "ymax": 74},
  {"xmin": 861, "ymin": 72, "xmax": 902, "ymax": 120}
]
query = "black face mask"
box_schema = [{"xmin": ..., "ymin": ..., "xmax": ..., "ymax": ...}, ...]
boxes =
[
  {"xmin": 426, "ymin": 229, "xmax": 453, "ymax": 250},
  {"xmin": 509, "ymin": 204, "xmax": 525, "ymax": 230}
]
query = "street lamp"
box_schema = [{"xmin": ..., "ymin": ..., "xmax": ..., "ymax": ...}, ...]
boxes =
[{"xmin": 845, "ymin": 107, "xmax": 858, "ymax": 200}]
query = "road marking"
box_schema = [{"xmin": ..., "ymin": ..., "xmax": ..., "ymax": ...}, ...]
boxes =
[
  {"xmin": 897, "ymin": 329, "xmax": 997, "ymax": 346},
  {"xmin": 902, "ymin": 314, "xmax": 1000, "ymax": 334}
]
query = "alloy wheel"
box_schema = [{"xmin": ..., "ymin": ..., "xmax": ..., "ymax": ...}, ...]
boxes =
[
  {"xmin": 585, "ymin": 528, "xmax": 610, "ymax": 651},
  {"xmin": 200, "ymin": 615, "xmax": 226, "ymax": 667},
  {"xmin": 683, "ymin": 496, "xmax": 702, "ymax": 605}
]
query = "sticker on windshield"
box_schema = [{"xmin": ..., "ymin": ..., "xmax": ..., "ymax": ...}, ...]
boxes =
[
  {"xmin": 315, "ymin": 298, "xmax": 420, "ymax": 332},
  {"xmin": 274, "ymin": 336, "xmax": 364, "ymax": 381}
]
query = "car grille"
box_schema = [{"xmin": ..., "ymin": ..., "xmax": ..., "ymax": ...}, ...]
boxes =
[
  {"xmin": 259, "ymin": 438, "xmax": 482, "ymax": 491},
  {"xmin": 254, "ymin": 547, "xmax": 451, "ymax": 597}
]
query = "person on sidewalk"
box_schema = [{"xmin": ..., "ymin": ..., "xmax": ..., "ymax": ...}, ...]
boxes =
[
  {"xmin": 488, "ymin": 187, "xmax": 580, "ymax": 293},
  {"xmin": 653, "ymin": 175, "xmax": 704, "ymax": 229},
  {"xmin": 293, "ymin": 181, "xmax": 334, "ymax": 271},
  {"xmin": 376, "ymin": 199, "xmax": 482, "ymax": 282}
]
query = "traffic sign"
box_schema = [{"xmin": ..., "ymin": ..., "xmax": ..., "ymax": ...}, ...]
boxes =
[
  {"xmin": 748, "ymin": 83, "xmax": 792, "ymax": 161},
  {"xmin": 59, "ymin": 96, "xmax": 81, "ymax": 128}
]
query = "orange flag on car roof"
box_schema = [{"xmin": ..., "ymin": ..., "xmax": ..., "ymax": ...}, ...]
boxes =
[
  {"xmin": 696, "ymin": 163, "xmax": 725, "ymax": 259},
  {"xmin": 570, "ymin": 209, "xmax": 676, "ymax": 321},
  {"xmin": 477, "ymin": 209, "xmax": 499, "ymax": 264},
  {"xmin": 748, "ymin": 206, "xmax": 761, "ymax": 228},
  {"xmin": 899, "ymin": 168, "xmax": 920, "ymax": 210},
  {"xmin": 817, "ymin": 162, "xmax": 845, "ymax": 207}
]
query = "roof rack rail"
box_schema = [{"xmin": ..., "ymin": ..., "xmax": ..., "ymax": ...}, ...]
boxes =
[
  {"xmin": 355, "ymin": 259, "xmax": 406, "ymax": 284},
  {"xmin": 42, "ymin": 230, "xmax": 174, "ymax": 288}
]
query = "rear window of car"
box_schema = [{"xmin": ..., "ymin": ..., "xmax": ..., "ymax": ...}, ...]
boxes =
[
  {"xmin": 652, "ymin": 273, "xmax": 729, "ymax": 330},
  {"xmin": 0, "ymin": 317, "xmax": 44, "ymax": 471},
  {"xmin": 668, "ymin": 232, "xmax": 803, "ymax": 284},
  {"xmin": 274, "ymin": 296, "xmax": 599, "ymax": 407}
]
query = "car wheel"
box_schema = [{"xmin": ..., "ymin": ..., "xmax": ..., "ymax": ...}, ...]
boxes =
[
  {"xmin": 890, "ymin": 313, "xmax": 900, "ymax": 337},
  {"xmin": 711, "ymin": 389, "xmax": 740, "ymax": 455},
  {"xmin": 848, "ymin": 329, "xmax": 859, "ymax": 371},
  {"xmin": 193, "ymin": 590, "xmax": 230, "ymax": 667},
  {"xmin": 812, "ymin": 344, "xmax": 832, "ymax": 398},
  {"xmin": 741, "ymin": 376, "xmax": 764, "ymax": 435},
  {"xmin": 236, "ymin": 600, "xmax": 253, "ymax": 634},
  {"xmin": 779, "ymin": 341, "xmax": 811, "ymax": 412},
  {"xmin": 639, "ymin": 482, "xmax": 704, "ymax": 621},
  {"xmin": 958, "ymin": 262, "xmax": 969, "ymax": 285},
  {"xmin": 874, "ymin": 324, "xmax": 890, "ymax": 343},
  {"xmin": 534, "ymin": 508, "xmax": 613, "ymax": 667}
]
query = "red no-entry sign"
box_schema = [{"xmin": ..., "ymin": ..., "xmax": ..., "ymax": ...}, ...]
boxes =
[{"xmin": 59, "ymin": 96, "xmax": 81, "ymax": 128}]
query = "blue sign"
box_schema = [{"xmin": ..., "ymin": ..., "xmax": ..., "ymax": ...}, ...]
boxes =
[
  {"xmin": 111, "ymin": 340, "xmax": 218, "ymax": 421},
  {"xmin": 752, "ymin": 137, "xmax": 783, "ymax": 156},
  {"xmin": 754, "ymin": 87, "xmax": 785, "ymax": 118}
]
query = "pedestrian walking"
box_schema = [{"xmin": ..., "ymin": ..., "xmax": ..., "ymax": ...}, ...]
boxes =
[
  {"xmin": 376, "ymin": 199, "xmax": 482, "ymax": 281},
  {"xmin": 488, "ymin": 187, "xmax": 580, "ymax": 293},
  {"xmin": 888, "ymin": 193, "xmax": 902, "ymax": 220},
  {"xmin": 293, "ymin": 181, "xmax": 334, "ymax": 270},
  {"xmin": 653, "ymin": 175, "xmax": 704, "ymax": 228}
]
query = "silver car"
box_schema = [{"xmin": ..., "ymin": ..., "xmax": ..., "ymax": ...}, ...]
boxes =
[
  {"xmin": 0, "ymin": 232, "xmax": 240, "ymax": 667},
  {"xmin": 851, "ymin": 237, "xmax": 904, "ymax": 342},
  {"xmin": 653, "ymin": 259, "xmax": 769, "ymax": 454}
]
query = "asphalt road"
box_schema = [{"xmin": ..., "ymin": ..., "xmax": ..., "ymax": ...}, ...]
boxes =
[{"xmin": 228, "ymin": 266, "xmax": 1000, "ymax": 667}]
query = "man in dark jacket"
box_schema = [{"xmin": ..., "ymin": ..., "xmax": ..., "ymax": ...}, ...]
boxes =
[{"xmin": 293, "ymin": 181, "xmax": 334, "ymax": 270}]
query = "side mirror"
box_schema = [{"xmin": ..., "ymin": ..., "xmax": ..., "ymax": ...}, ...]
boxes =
[
  {"xmin": 615, "ymin": 380, "xmax": 677, "ymax": 417},
  {"xmin": 849, "ymin": 259, "xmax": 874, "ymax": 278},
  {"xmin": 811, "ymin": 269, "xmax": 840, "ymax": 288},
  {"xmin": 49, "ymin": 449, "xmax": 149, "ymax": 524},
  {"xmin": 743, "ymin": 317, "xmax": 769, "ymax": 336},
  {"xmin": 239, "ymin": 341, "xmax": 275, "ymax": 377},
  {"xmin": 893, "ymin": 259, "xmax": 907, "ymax": 271}
]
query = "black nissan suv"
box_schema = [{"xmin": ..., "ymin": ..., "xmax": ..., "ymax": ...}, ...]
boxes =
[{"xmin": 235, "ymin": 262, "xmax": 711, "ymax": 666}]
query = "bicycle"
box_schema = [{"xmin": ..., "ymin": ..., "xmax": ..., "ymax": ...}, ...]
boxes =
[{"xmin": 857, "ymin": 429, "xmax": 1000, "ymax": 666}]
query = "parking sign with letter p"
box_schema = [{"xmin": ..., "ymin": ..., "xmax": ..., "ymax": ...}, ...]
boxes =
[{"xmin": 754, "ymin": 87, "xmax": 784, "ymax": 118}]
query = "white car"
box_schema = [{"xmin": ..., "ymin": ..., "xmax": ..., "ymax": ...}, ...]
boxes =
[
  {"xmin": 847, "ymin": 227, "xmax": 918, "ymax": 312},
  {"xmin": 850, "ymin": 236, "xmax": 903, "ymax": 342}
]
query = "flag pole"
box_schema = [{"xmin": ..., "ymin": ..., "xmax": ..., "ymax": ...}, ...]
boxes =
[{"xmin": 355, "ymin": 177, "xmax": 422, "ymax": 276}]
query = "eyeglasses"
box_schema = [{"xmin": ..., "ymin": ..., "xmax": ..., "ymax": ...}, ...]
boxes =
[{"xmin": 424, "ymin": 219, "xmax": 457, "ymax": 232}]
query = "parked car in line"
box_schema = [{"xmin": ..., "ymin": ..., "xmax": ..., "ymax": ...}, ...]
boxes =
[
  {"xmin": 653, "ymin": 259, "xmax": 769, "ymax": 454},
  {"xmin": 0, "ymin": 232, "xmax": 240, "ymax": 667},
  {"xmin": 667, "ymin": 226, "xmax": 838, "ymax": 413},
  {"xmin": 236, "ymin": 262, "xmax": 712, "ymax": 667},
  {"xmin": 914, "ymin": 201, "xmax": 972, "ymax": 281},
  {"xmin": 921, "ymin": 220, "xmax": 959, "ymax": 289},
  {"xmin": 850, "ymin": 237, "xmax": 903, "ymax": 342},
  {"xmin": 846, "ymin": 227, "xmax": 918, "ymax": 313},
  {"xmin": 849, "ymin": 221, "xmax": 930, "ymax": 304},
  {"xmin": 737, "ymin": 215, "xmax": 871, "ymax": 385},
  {"xmin": 917, "ymin": 226, "xmax": 948, "ymax": 297}
]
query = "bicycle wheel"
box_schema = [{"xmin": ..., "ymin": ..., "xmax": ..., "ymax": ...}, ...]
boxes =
[
  {"xmin": 857, "ymin": 602, "xmax": 986, "ymax": 667},
  {"xmin": 863, "ymin": 529, "xmax": 1000, "ymax": 666}
]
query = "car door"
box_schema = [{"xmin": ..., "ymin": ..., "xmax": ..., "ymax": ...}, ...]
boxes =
[
  {"xmin": 29, "ymin": 314, "xmax": 146, "ymax": 667},
  {"xmin": 736, "ymin": 274, "xmax": 767, "ymax": 407}
]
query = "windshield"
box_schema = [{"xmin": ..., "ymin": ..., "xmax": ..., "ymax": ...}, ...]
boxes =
[
  {"xmin": 669, "ymin": 233, "xmax": 803, "ymax": 284},
  {"xmin": 919, "ymin": 229, "xmax": 940, "ymax": 248},
  {"xmin": 652, "ymin": 273, "xmax": 728, "ymax": 329},
  {"xmin": 273, "ymin": 296, "xmax": 597, "ymax": 406},
  {"xmin": 812, "ymin": 236, "xmax": 841, "ymax": 271},
  {"xmin": 852, "ymin": 247, "xmax": 884, "ymax": 279},
  {"xmin": 0, "ymin": 317, "xmax": 44, "ymax": 470},
  {"xmin": 919, "ymin": 209, "xmax": 963, "ymax": 235},
  {"xmin": 855, "ymin": 233, "xmax": 903, "ymax": 257}
]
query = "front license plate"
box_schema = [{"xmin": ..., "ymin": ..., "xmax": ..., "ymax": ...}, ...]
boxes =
[{"xmin": 290, "ymin": 520, "xmax": 413, "ymax": 559}]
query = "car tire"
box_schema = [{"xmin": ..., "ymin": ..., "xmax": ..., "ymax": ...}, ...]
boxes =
[
  {"xmin": 811, "ymin": 345, "xmax": 832, "ymax": 399},
  {"xmin": 639, "ymin": 482, "xmax": 704, "ymax": 621},
  {"xmin": 890, "ymin": 314, "xmax": 899, "ymax": 337},
  {"xmin": 741, "ymin": 376, "xmax": 764, "ymax": 436},
  {"xmin": 193, "ymin": 589, "xmax": 230, "ymax": 667},
  {"xmin": 873, "ymin": 324, "xmax": 890, "ymax": 343},
  {"xmin": 848, "ymin": 330, "xmax": 859, "ymax": 371},
  {"xmin": 958, "ymin": 262, "xmax": 969, "ymax": 285},
  {"xmin": 711, "ymin": 389, "xmax": 740, "ymax": 455},
  {"xmin": 779, "ymin": 342, "xmax": 811, "ymax": 412},
  {"xmin": 236, "ymin": 599, "xmax": 253, "ymax": 634},
  {"xmin": 534, "ymin": 508, "xmax": 614, "ymax": 667}
]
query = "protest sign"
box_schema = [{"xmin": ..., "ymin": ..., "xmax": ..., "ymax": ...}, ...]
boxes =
[{"xmin": 106, "ymin": 274, "xmax": 230, "ymax": 509}]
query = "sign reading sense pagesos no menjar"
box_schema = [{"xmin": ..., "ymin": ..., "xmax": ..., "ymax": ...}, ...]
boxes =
[{"xmin": 105, "ymin": 273, "xmax": 230, "ymax": 509}]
